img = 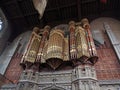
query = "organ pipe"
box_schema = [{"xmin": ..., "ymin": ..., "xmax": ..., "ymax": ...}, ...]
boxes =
[
  {"xmin": 69, "ymin": 21, "xmax": 77, "ymax": 60},
  {"xmin": 63, "ymin": 38, "xmax": 69, "ymax": 61},
  {"xmin": 36, "ymin": 25, "xmax": 50, "ymax": 62},
  {"xmin": 81, "ymin": 19, "xmax": 97, "ymax": 56},
  {"xmin": 76, "ymin": 26, "xmax": 89, "ymax": 59},
  {"xmin": 45, "ymin": 29, "xmax": 65, "ymax": 69},
  {"xmin": 46, "ymin": 30, "xmax": 64, "ymax": 60},
  {"xmin": 21, "ymin": 27, "xmax": 41, "ymax": 63}
]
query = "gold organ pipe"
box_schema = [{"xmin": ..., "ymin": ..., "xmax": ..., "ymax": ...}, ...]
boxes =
[
  {"xmin": 76, "ymin": 26, "xmax": 89, "ymax": 59},
  {"xmin": 81, "ymin": 18, "xmax": 97, "ymax": 56},
  {"xmin": 69, "ymin": 21, "xmax": 77, "ymax": 60},
  {"xmin": 21, "ymin": 27, "xmax": 41, "ymax": 63},
  {"xmin": 46, "ymin": 30, "xmax": 64, "ymax": 60},
  {"xmin": 36, "ymin": 25, "xmax": 50, "ymax": 62}
]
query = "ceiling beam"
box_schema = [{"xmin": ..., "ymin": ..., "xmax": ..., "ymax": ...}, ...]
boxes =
[
  {"xmin": 0, "ymin": 0, "xmax": 16, "ymax": 6},
  {"xmin": 81, "ymin": 0, "xmax": 96, "ymax": 4},
  {"xmin": 14, "ymin": 0, "xmax": 30, "ymax": 26},
  {"xmin": 77, "ymin": 0, "xmax": 81, "ymax": 20},
  {"xmin": 46, "ymin": 3, "xmax": 76, "ymax": 12}
]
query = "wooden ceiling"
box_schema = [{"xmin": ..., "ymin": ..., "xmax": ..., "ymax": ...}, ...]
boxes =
[{"xmin": 0, "ymin": 0, "xmax": 120, "ymax": 41}]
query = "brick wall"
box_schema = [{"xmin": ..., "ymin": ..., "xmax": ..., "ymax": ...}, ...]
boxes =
[
  {"xmin": 4, "ymin": 53, "xmax": 23, "ymax": 84},
  {"xmin": 95, "ymin": 35, "xmax": 120, "ymax": 80},
  {"xmin": 90, "ymin": 17, "xmax": 120, "ymax": 80},
  {"xmin": 1, "ymin": 31, "xmax": 31, "ymax": 84}
]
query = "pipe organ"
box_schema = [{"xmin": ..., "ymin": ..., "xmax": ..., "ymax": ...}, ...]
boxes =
[{"xmin": 21, "ymin": 19, "xmax": 98, "ymax": 70}]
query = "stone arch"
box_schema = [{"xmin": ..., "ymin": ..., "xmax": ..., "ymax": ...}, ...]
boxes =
[
  {"xmin": 42, "ymin": 85, "xmax": 66, "ymax": 90},
  {"xmin": 0, "ymin": 8, "xmax": 8, "ymax": 32},
  {"xmin": 12, "ymin": 31, "xmax": 32, "ymax": 54},
  {"xmin": 0, "ymin": 8, "xmax": 10, "ymax": 55},
  {"xmin": 90, "ymin": 17, "xmax": 120, "ymax": 44}
]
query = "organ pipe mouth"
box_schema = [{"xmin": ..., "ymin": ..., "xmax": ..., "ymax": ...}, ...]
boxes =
[
  {"xmin": 81, "ymin": 18, "xmax": 90, "ymax": 28},
  {"xmin": 33, "ymin": 27, "xmax": 40, "ymax": 33}
]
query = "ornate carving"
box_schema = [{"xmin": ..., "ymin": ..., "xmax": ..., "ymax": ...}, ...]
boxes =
[
  {"xmin": 16, "ymin": 63, "xmax": 101, "ymax": 90},
  {"xmin": 21, "ymin": 19, "xmax": 98, "ymax": 70},
  {"xmin": 36, "ymin": 25, "xmax": 50, "ymax": 62},
  {"xmin": 69, "ymin": 21, "xmax": 77, "ymax": 61},
  {"xmin": 76, "ymin": 26, "xmax": 89, "ymax": 63},
  {"xmin": 21, "ymin": 27, "xmax": 41, "ymax": 64},
  {"xmin": 81, "ymin": 18, "xmax": 98, "ymax": 64},
  {"xmin": 46, "ymin": 29, "xmax": 65, "ymax": 69}
]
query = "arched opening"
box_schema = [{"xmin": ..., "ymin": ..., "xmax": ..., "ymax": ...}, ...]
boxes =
[
  {"xmin": 42, "ymin": 85, "xmax": 66, "ymax": 90},
  {"xmin": 0, "ymin": 19, "xmax": 2, "ymax": 30},
  {"xmin": 43, "ymin": 88, "xmax": 65, "ymax": 90}
]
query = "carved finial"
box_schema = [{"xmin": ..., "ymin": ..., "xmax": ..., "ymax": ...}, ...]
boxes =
[
  {"xmin": 33, "ymin": 27, "xmax": 40, "ymax": 34},
  {"xmin": 44, "ymin": 25, "xmax": 50, "ymax": 30},
  {"xmin": 81, "ymin": 18, "xmax": 90, "ymax": 28},
  {"xmin": 81, "ymin": 18, "xmax": 89, "ymax": 24},
  {"xmin": 69, "ymin": 21, "xmax": 75, "ymax": 26}
]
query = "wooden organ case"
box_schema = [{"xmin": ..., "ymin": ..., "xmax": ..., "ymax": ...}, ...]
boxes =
[{"xmin": 20, "ymin": 18, "xmax": 98, "ymax": 70}]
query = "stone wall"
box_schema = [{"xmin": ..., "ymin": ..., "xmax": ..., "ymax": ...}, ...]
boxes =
[
  {"xmin": 4, "ymin": 53, "xmax": 23, "ymax": 84},
  {"xmin": 99, "ymin": 80, "xmax": 120, "ymax": 90},
  {"xmin": 17, "ymin": 65, "xmax": 100, "ymax": 90}
]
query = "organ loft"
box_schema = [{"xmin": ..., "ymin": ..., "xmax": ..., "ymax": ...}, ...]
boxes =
[{"xmin": 14, "ymin": 18, "xmax": 100, "ymax": 90}]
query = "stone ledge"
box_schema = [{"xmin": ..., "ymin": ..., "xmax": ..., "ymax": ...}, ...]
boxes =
[
  {"xmin": 99, "ymin": 80, "xmax": 120, "ymax": 85},
  {"xmin": 0, "ymin": 84, "xmax": 16, "ymax": 89}
]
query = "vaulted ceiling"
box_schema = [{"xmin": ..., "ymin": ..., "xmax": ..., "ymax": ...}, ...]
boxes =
[{"xmin": 0, "ymin": 0, "xmax": 120, "ymax": 41}]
